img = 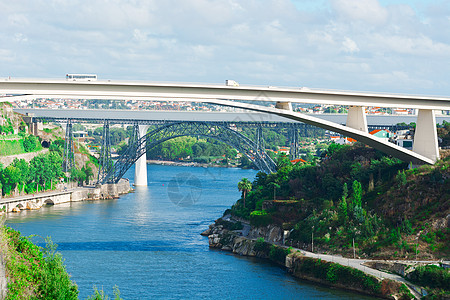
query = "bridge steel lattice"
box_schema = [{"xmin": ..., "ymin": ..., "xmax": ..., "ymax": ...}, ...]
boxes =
[
  {"xmin": 100, "ymin": 121, "xmax": 277, "ymax": 184},
  {"xmin": 97, "ymin": 120, "xmax": 114, "ymax": 183},
  {"xmin": 62, "ymin": 119, "xmax": 75, "ymax": 172}
]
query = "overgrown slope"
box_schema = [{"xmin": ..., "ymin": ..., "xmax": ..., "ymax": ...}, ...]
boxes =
[{"xmin": 230, "ymin": 143, "xmax": 449, "ymax": 260}]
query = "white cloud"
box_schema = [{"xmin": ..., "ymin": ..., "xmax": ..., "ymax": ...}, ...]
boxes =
[
  {"xmin": 0, "ymin": 0, "xmax": 448, "ymax": 95},
  {"xmin": 331, "ymin": 0, "xmax": 388, "ymax": 26},
  {"xmin": 342, "ymin": 37, "xmax": 359, "ymax": 53}
]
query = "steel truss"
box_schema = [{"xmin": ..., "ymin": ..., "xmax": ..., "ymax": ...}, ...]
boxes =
[
  {"xmin": 288, "ymin": 126, "xmax": 299, "ymax": 160},
  {"xmin": 97, "ymin": 120, "xmax": 114, "ymax": 183},
  {"xmin": 63, "ymin": 119, "xmax": 75, "ymax": 172},
  {"xmin": 100, "ymin": 121, "xmax": 277, "ymax": 183}
]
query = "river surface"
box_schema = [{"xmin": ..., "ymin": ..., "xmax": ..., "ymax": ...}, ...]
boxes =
[{"xmin": 6, "ymin": 165, "xmax": 376, "ymax": 299}]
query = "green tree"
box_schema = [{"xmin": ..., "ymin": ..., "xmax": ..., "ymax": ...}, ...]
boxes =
[
  {"xmin": 1, "ymin": 165, "xmax": 21, "ymax": 195},
  {"xmin": 22, "ymin": 134, "xmax": 40, "ymax": 152},
  {"xmin": 338, "ymin": 184, "xmax": 348, "ymax": 222},
  {"xmin": 351, "ymin": 180, "xmax": 362, "ymax": 209},
  {"xmin": 82, "ymin": 164, "xmax": 94, "ymax": 185},
  {"xmin": 238, "ymin": 178, "xmax": 252, "ymax": 208},
  {"xmin": 12, "ymin": 158, "xmax": 29, "ymax": 193}
]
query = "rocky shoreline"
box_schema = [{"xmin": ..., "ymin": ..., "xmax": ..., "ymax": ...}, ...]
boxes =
[{"xmin": 202, "ymin": 216, "xmax": 419, "ymax": 300}]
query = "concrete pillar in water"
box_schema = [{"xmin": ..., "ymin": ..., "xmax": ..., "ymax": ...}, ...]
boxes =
[{"xmin": 134, "ymin": 125, "xmax": 150, "ymax": 186}]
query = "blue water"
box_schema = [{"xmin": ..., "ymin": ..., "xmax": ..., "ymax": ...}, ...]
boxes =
[{"xmin": 6, "ymin": 165, "xmax": 376, "ymax": 299}]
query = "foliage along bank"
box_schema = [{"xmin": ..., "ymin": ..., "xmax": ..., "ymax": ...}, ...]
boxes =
[
  {"xmin": 230, "ymin": 143, "xmax": 449, "ymax": 260},
  {"xmin": 1, "ymin": 226, "xmax": 78, "ymax": 299},
  {"xmin": 204, "ymin": 220, "xmax": 413, "ymax": 299}
]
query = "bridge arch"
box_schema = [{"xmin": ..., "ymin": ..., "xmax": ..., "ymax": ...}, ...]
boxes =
[
  {"xmin": 101, "ymin": 121, "xmax": 276, "ymax": 183},
  {"xmin": 44, "ymin": 199, "xmax": 55, "ymax": 205}
]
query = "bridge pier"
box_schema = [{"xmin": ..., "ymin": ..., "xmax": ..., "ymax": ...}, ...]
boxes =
[
  {"xmin": 134, "ymin": 125, "xmax": 150, "ymax": 186},
  {"xmin": 413, "ymin": 109, "xmax": 440, "ymax": 162},
  {"xmin": 275, "ymin": 101, "xmax": 293, "ymax": 111},
  {"xmin": 346, "ymin": 106, "xmax": 368, "ymax": 133}
]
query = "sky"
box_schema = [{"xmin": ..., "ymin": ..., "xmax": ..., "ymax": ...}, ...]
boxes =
[{"xmin": 0, "ymin": 0, "xmax": 449, "ymax": 96}]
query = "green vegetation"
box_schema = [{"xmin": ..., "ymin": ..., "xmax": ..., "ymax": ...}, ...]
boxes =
[
  {"xmin": 230, "ymin": 143, "xmax": 450, "ymax": 259},
  {"xmin": 0, "ymin": 133, "xmax": 42, "ymax": 156},
  {"xmin": 268, "ymin": 245, "xmax": 291, "ymax": 264},
  {"xmin": 2, "ymin": 226, "xmax": 124, "ymax": 300},
  {"xmin": 87, "ymin": 286, "xmax": 123, "ymax": 300},
  {"xmin": 0, "ymin": 140, "xmax": 26, "ymax": 156},
  {"xmin": 0, "ymin": 152, "xmax": 64, "ymax": 196},
  {"xmin": 409, "ymin": 265, "xmax": 450, "ymax": 294},
  {"xmin": 3, "ymin": 226, "xmax": 78, "ymax": 299},
  {"xmin": 437, "ymin": 120, "xmax": 450, "ymax": 147},
  {"xmin": 237, "ymin": 178, "xmax": 252, "ymax": 207},
  {"xmin": 293, "ymin": 257, "xmax": 383, "ymax": 295}
]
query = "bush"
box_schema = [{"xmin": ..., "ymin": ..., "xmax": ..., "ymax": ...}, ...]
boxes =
[
  {"xmin": 215, "ymin": 219, "xmax": 243, "ymax": 231},
  {"xmin": 22, "ymin": 134, "xmax": 41, "ymax": 152},
  {"xmin": 268, "ymin": 245, "xmax": 290, "ymax": 264},
  {"xmin": 254, "ymin": 237, "xmax": 271, "ymax": 253},
  {"xmin": 4, "ymin": 227, "xmax": 79, "ymax": 300},
  {"xmin": 294, "ymin": 257, "xmax": 382, "ymax": 294},
  {"xmin": 250, "ymin": 210, "xmax": 272, "ymax": 227},
  {"xmin": 409, "ymin": 265, "xmax": 450, "ymax": 290}
]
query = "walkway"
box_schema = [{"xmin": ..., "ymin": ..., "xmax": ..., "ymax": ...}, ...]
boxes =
[{"xmin": 294, "ymin": 249, "xmax": 423, "ymax": 298}]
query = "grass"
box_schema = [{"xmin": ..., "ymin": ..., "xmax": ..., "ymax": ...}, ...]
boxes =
[{"xmin": 0, "ymin": 140, "xmax": 25, "ymax": 156}]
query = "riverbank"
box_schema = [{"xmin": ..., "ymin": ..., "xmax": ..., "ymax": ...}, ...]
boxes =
[
  {"xmin": 0, "ymin": 179, "xmax": 132, "ymax": 214},
  {"xmin": 147, "ymin": 159, "xmax": 249, "ymax": 169},
  {"xmin": 202, "ymin": 216, "xmax": 424, "ymax": 299}
]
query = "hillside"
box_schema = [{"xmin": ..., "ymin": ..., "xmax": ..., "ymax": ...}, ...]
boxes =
[
  {"xmin": 0, "ymin": 225, "xmax": 78, "ymax": 299},
  {"xmin": 230, "ymin": 143, "xmax": 449, "ymax": 260}
]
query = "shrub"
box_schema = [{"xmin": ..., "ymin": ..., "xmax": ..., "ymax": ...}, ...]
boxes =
[
  {"xmin": 268, "ymin": 245, "xmax": 290, "ymax": 264},
  {"xmin": 250, "ymin": 210, "xmax": 272, "ymax": 227},
  {"xmin": 294, "ymin": 257, "xmax": 382, "ymax": 294},
  {"xmin": 4, "ymin": 227, "xmax": 78, "ymax": 300},
  {"xmin": 409, "ymin": 265, "xmax": 450, "ymax": 290},
  {"xmin": 215, "ymin": 219, "xmax": 243, "ymax": 231},
  {"xmin": 254, "ymin": 237, "xmax": 271, "ymax": 253}
]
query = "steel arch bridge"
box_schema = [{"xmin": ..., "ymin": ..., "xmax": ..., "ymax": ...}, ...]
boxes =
[{"xmin": 99, "ymin": 121, "xmax": 277, "ymax": 184}]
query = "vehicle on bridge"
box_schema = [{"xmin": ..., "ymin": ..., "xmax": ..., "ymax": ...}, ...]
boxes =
[{"xmin": 66, "ymin": 74, "xmax": 97, "ymax": 81}]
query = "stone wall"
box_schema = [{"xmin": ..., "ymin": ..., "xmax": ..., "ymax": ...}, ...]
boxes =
[{"xmin": 0, "ymin": 148, "xmax": 48, "ymax": 166}]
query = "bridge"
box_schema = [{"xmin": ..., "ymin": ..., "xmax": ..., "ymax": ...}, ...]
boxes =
[
  {"xmin": 17, "ymin": 109, "xmax": 328, "ymax": 185},
  {"xmin": 16, "ymin": 108, "xmax": 431, "ymax": 185},
  {"xmin": 2, "ymin": 79, "xmax": 450, "ymax": 178}
]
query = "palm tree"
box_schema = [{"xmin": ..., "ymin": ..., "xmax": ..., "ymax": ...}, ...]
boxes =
[{"xmin": 238, "ymin": 178, "xmax": 252, "ymax": 208}]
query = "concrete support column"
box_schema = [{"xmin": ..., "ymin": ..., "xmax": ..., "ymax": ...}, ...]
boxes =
[
  {"xmin": 275, "ymin": 101, "xmax": 293, "ymax": 111},
  {"xmin": 413, "ymin": 109, "xmax": 439, "ymax": 162},
  {"xmin": 346, "ymin": 106, "xmax": 368, "ymax": 133},
  {"xmin": 134, "ymin": 125, "xmax": 150, "ymax": 186}
]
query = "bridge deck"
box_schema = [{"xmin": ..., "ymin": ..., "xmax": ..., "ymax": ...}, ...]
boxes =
[{"xmin": 14, "ymin": 109, "xmax": 450, "ymax": 125}]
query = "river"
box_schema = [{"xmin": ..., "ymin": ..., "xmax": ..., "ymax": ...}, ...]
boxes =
[{"xmin": 6, "ymin": 164, "xmax": 376, "ymax": 299}]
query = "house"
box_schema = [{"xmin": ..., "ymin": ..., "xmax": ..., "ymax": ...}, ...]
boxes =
[
  {"xmin": 369, "ymin": 129, "xmax": 393, "ymax": 141},
  {"xmin": 335, "ymin": 137, "xmax": 357, "ymax": 145},
  {"xmin": 396, "ymin": 139, "xmax": 413, "ymax": 149}
]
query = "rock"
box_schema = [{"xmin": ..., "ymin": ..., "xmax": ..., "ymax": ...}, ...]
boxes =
[
  {"xmin": 221, "ymin": 245, "xmax": 232, "ymax": 251},
  {"xmin": 200, "ymin": 228, "xmax": 211, "ymax": 236},
  {"xmin": 248, "ymin": 224, "xmax": 283, "ymax": 244}
]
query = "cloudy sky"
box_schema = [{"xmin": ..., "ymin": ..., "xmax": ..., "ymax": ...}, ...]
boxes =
[{"xmin": 0, "ymin": 0, "xmax": 449, "ymax": 95}]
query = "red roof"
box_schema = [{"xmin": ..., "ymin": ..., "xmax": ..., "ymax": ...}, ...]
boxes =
[
  {"xmin": 291, "ymin": 158, "xmax": 307, "ymax": 164},
  {"xmin": 370, "ymin": 129, "xmax": 390, "ymax": 135}
]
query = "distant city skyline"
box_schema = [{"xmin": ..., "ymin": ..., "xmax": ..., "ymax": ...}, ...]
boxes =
[{"xmin": 1, "ymin": 0, "xmax": 449, "ymax": 96}]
